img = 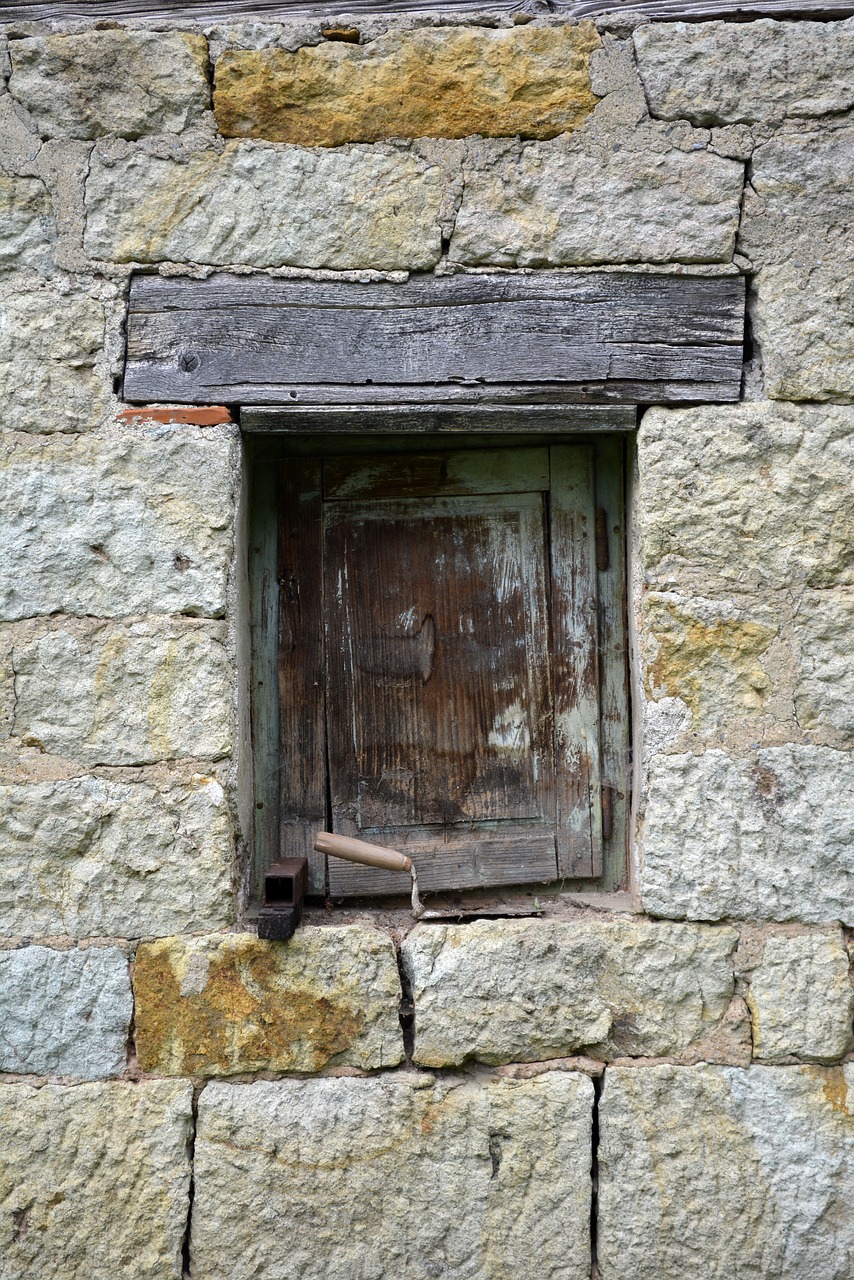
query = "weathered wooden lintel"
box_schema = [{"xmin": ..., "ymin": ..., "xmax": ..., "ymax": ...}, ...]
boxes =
[
  {"xmin": 241, "ymin": 404, "xmax": 638, "ymax": 433},
  {"xmin": 124, "ymin": 271, "xmax": 745, "ymax": 409}
]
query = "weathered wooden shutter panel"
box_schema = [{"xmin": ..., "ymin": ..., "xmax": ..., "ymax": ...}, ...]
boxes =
[
  {"xmin": 277, "ymin": 444, "xmax": 614, "ymax": 897},
  {"xmin": 324, "ymin": 495, "xmax": 553, "ymax": 832},
  {"xmin": 324, "ymin": 465, "xmax": 556, "ymax": 895}
]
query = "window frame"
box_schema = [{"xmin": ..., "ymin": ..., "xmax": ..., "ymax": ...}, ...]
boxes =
[{"xmin": 246, "ymin": 424, "xmax": 631, "ymax": 906}]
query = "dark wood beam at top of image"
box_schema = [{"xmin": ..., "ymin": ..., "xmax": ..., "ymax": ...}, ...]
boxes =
[{"xmin": 2, "ymin": 0, "xmax": 853, "ymax": 24}]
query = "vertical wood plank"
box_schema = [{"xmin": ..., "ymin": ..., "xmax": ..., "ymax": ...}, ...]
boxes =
[
  {"xmin": 550, "ymin": 445, "xmax": 602, "ymax": 878},
  {"xmin": 248, "ymin": 453, "xmax": 281, "ymax": 897},
  {"xmin": 593, "ymin": 436, "xmax": 631, "ymax": 892},
  {"xmin": 278, "ymin": 459, "xmax": 327, "ymax": 893}
]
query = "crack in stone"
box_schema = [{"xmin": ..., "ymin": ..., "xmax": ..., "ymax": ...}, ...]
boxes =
[
  {"xmin": 590, "ymin": 1071, "xmax": 602, "ymax": 1280},
  {"xmin": 488, "ymin": 1131, "xmax": 502, "ymax": 1178},
  {"xmin": 393, "ymin": 931, "xmax": 416, "ymax": 1066},
  {"xmin": 181, "ymin": 1084, "xmax": 202, "ymax": 1280}
]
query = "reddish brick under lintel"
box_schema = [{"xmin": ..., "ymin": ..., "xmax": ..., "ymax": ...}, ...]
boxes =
[{"xmin": 117, "ymin": 406, "xmax": 233, "ymax": 426}]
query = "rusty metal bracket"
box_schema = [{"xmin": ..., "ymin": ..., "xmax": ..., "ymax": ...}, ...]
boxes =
[{"xmin": 257, "ymin": 857, "xmax": 308, "ymax": 941}]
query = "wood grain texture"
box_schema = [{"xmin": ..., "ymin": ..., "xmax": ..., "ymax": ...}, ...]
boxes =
[
  {"xmin": 323, "ymin": 487, "xmax": 554, "ymax": 830},
  {"xmin": 591, "ymin": 435, "xmax": 630, "ymax": 893},
  {"xmin": 327, "ymin": 828, "xmax": 559, "ymax": 897},
  {"xmin": 242, "ymin": 405, "xmax": 638, "ymax": 433},
  {"xmin": 248, "ymin": 453, "xmax": 281, "ymax": 897},
  {"xmin": 276, "ymin": 458, "xmax": 327, "ymax": 892},
  {"xmin": 4, "ymin": 1, "xmax": 852, "ymax": 24},
  {"xmin": 550, "ymin": 445, "xmax": 601, "ymax": 878},
  {"xmin": 124, "ymin": 272, "xmax": 745, "ymax": 407},
  {"xmin": 323, "ymin": 447, "xmax": 550, "ymax": 499}
]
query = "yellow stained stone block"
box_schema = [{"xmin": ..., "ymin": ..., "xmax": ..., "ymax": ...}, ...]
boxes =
[
  {"xmin": 133, "ymin": 928, "xmax": 403, "ymax": 1076},
  {"xmin": 214, "ymin": 24, "xmax": 601, "ymax": 146},
  {"xmin": 644, "ymin": 596, "xmax": 779, "ymax": 734}
]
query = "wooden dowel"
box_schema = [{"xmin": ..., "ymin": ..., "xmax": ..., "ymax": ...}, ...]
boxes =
[{"xmin": 314, "ymin": 832, "xmax": 412, "ymax": 873}]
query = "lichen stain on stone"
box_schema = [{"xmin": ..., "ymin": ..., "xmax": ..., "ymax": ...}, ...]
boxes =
[
  {"xmin": 93, "ymin": 630, "xmax": 125, "ymax": 691},
  {"xmin": 645, "ymin": 600, "xmax": 775, "ymax": 724},
  {"xmin": 90, "ymin": 629, "xmax": 126, "ymax": 746},
  {"xmin": 134, "ymin": 937, "xmax": 367, "ymax": 1076},
  {"xmin": 213, "ymin": 24, "xmax": 601, "ymax": 147},
  {"xmin": 813, "ymin": 1066, "xmax": 851, "ymax": 1116},
  {"xmin": 147, "ymin": 638, "xmax": 179, "ymax": 759}
]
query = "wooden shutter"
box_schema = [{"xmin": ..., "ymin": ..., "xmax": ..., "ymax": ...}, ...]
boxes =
[{"xmin": 274, "ymin": 441, "xmax": 623, "ymax": 897}]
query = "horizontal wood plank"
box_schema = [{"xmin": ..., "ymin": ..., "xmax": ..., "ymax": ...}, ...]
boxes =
[
  {"xmin": 242, "ymin": 405, "xmax": 638, "ymax": 432},
  {"xmin": 125, "ymin": 271, "xmax": 744, "ymax": 407},
  {"xmin": 323, "ymin": 447, "xmax": 550, "ymax": 499},
  {"xmin": 4, "ymin": 0, "xmax": 852, "ymax": 24},
  {"xmin": 214, "ymin": 380, "xmax": 737, "ymax": 407},
  {"xmin": 128, "ymin": 270, "xmax": 744, "ymax": 342},
  {"xmin": 327, "ymin": 829, "xmax": 559, "ymax": 897}
]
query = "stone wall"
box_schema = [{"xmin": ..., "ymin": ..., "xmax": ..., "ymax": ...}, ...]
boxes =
[{"xmin": 0, "ymin": 11, "xmax": 852, "ymax": 1280}]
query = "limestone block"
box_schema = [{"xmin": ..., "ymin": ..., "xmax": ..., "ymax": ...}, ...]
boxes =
[
  {"xmin": 598, "ymin": 1064, "xmax": 854, "ymax": 1280},
  {"xmin": 85, "ymin": 141, "xmax": 444, "ymax": 270},
  {"xmin": 205, "ymin": 20, "xmax": 320, "ymax": 58},
  {"xmin": 0, "ymin": 945, "xmax": 130, "ymax": 1077},
  {"xmin": 214, "ymin": 24, "xmax": 600, "ymax": 146},
  {"xmin": 403, "ymin": 917, "xmax": 736, "ymax": 1066},
  {"xmin": 0, "ymin": 427, "xmax": 237, "ymax": 620},
  {"xmin": 193, "ymin": 1072, "xmax": 593, "ymax": 1280},
  {"xmin": 751, "ymin": 252, "xmax": 854, "ymax": 402},
  {"xmin": 634, "ymin": 18, "xmax": 854, "ymax": 125},
  {"xmin": 740, "ymin": 126, "xmax": 854, "ymax": 265},
  {"xmin": 11, "ymin": 619, "xmax": 233, "ymax": 765},
  {"xmin": 747, "ymin": 931, "xmax": 854, "ymax": 1063},
  {"xmin": 794, "ymin": 589, "xmax": 854, "ymax": 740},
  {"xmin": 0, "ymin": 774, "xmax": 234, "ymax": 938},
  {"xmin": 0, "ymin": 282, "xmax": 106, "ymax": 433},
  {"xmin": 638, "ymin": 403, "xmax": 854, "ymax": 593},
  {"xmin": 752, "ymin": 252, "xmax": 854, "ymax": 401},
  {"xmin": 739, "ymin": 126, "xmax": 854, "ymax": 401},
  {"xmin": 0, "ymin": 171, "xmax": 55, "ymax": 271},
  {"xmin": 641, "ymin": 745, "xmax": 854, "ymax": 925},
  {"xmin": 0, "ymin": 1080, "xmax": 193, "ymax": 1280},
  {"xmin": 133, "ymin": 926, "xmax": 404, "ymax": 1075},
  {"xmin": 449, "ymin": 125, "xmax": 743, "ymax": 266},
  {"xmin": 9, "ymin": 31, "xmax": 210, "ymax": 140}
]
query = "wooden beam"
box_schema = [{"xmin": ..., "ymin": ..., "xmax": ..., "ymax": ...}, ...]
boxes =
[
  {"xmin": 3, "ymin": 0, "xmax": 852, "ymax": 23},
  {"xmin": 124, "ymin": 271, "xmax": 744, "ymax": 408},
  {"xmin": 242, "ymin": 406, "xmax": 638, "ymax": 433}
]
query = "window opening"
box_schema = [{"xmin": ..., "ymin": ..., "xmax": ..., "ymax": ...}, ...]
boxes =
[{"xmin": 248, "ymin": 432, "xmax": 629, "ymax": 905}]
